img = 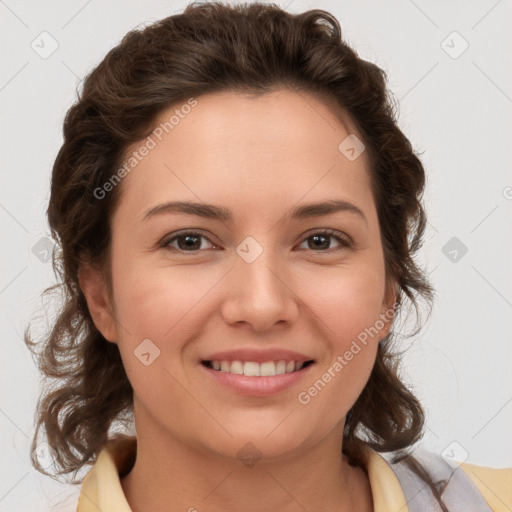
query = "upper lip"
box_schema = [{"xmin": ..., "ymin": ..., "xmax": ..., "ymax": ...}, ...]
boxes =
[{"xmin": 201, "ymin": 349, "xmax": 314, "ymax": 364}]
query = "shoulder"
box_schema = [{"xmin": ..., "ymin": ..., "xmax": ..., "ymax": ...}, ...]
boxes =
[
  {"xmin": 384, "ymin": 446, "xmax": 512, "ymax": 512},
  {"xmin": 459, "ymin": 460, "xmax": 512, "ymax": 512}
]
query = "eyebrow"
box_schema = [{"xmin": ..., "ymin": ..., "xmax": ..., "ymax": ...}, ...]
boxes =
[{"xmin": 142, "ymin": 199, "xmax": 367, "ymax": 224}]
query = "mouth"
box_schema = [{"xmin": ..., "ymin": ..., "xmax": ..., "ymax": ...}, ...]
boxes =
[
  {"xmin": 199, "ymin": 349, "xmax": 316, "ymax": 396},
  {"xmin": 201, "ymin": 359, "xmax": 315, "ymax": 376}
]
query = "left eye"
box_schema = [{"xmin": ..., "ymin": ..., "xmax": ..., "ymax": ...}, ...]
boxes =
[{"xmin": 297, "ymin": 230, "xmax": 351, "ymax": 251}]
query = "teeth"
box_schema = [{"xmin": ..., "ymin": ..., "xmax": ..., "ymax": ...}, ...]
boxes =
[
  {"xmin": 244, "ymin": 361, "xmax": 260, "ymax": 376},
  {"xmin": 209, "ymin": 359, "xmax": 309, "ymax": 376},
  {"xmin": 260, "ymin": 361, "xmax": 275, "ymax": 376},
  {"xmin": 275, "ymin": 360, "xmax": 286, "ymax": 374},
  {"xmin": 230, "ymin": 360, "xmax": 243, "ymax": 375}
]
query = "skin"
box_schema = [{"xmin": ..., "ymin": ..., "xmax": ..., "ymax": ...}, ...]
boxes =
[{"xmin": 80, "ymin": 89, "xmax": 396, "ymax": 512}]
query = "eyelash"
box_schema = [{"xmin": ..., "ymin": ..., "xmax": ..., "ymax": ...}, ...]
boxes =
[{"xmin": 159, "ymin": 229, "xmax": 352, "ymax": 254}]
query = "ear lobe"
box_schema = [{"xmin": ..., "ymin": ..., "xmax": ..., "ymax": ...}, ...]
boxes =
[{"xmin": 78, "ymin": 263, "xmax": 118, "ymax": 343}]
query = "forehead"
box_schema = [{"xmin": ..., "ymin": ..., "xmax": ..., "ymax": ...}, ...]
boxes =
[{"xmin": 115, "ymin": 89, "xmax": 374, "ymax": 223}]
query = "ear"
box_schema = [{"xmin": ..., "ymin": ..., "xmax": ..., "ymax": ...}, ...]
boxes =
[
  {"xmin": 78, "ymin": 262, "xmax": 118, "ymax": 343},
  {"xmin": 379, "ymin": 281, "xmax": 398, "ymax": 340}
]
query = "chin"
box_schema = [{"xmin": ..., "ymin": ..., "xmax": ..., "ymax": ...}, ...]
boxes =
[{"xmin": 205, "ymin": 422, "xmax": 321, "ymax": 465}]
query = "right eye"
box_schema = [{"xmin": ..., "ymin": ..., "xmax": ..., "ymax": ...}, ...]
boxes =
[{"xmin": 161, "ymin": 231, "xmax": 219, "ymax": 253}]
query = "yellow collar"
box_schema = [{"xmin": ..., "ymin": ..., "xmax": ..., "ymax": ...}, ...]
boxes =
[{"xmin": 77, "ymin": 435, "xmax": 410, "ymax": 512}]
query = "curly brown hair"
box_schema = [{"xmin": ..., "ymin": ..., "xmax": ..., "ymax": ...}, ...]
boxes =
[{"xmin": 25, "ymin": 1, "xmax": 447, "ymax": 508}]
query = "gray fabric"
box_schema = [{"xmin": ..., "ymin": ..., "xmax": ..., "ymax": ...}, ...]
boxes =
[{"xmin": 384, "ymin": 447, "xmax": 493, "ymax": 511}]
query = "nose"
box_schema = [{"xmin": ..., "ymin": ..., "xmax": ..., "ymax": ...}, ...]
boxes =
[{"xmin": 221, "ymin": 249, "xmax": 300, "ymax": 332}]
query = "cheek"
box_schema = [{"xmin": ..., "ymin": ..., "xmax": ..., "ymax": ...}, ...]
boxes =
[
  {"xmin": 109, "ymin": 265, "xmax": 204, "ymax": 410},
  {"xmin": 304, "ymin": 262, "xmax": 386, "ymax": 343},
  {"xmin": 293, "ymin": 264, "xmax": 385, "ymax": 410},
  {"xmin": 296, "ymin": 282, "xmax": 381, "ymax": 430},
  {"xmin": 111, "ymin": 257, "xmax": 217, "ymax": 340},
  {"xmin": 108, "ymin": 260, "xmax": 227, "ymax": 397}
]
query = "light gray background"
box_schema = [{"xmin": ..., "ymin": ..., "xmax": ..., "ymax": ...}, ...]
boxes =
[{"xmin": 1, "ymin": 0, "xmax": 511, "ymax": 510}]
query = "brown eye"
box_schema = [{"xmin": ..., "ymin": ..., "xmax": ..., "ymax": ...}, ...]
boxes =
[
  {"xmin": 298, "ymin": 230, "xmax": 352, "ymax": 252},
  {"xmin": 162, "ymin": 231, "xmax": 216, "ymax": 252}
]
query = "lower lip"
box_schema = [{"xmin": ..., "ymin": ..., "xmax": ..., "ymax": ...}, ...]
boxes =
[{"xmin": 200, "ymin": 363, "xmax": 314, "ymax": 397}]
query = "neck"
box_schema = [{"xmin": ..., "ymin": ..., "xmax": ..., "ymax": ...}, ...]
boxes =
[{"xmin": 121, "ymin": 417, "xmax": 373, "ymax": 512}]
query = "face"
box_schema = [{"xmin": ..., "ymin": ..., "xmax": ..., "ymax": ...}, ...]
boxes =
[{"xmin": 82, "ymin": 89, "xmax": 395, "ymax": 461}]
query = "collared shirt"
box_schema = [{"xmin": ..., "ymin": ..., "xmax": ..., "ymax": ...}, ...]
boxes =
[{"xmin": 76, "ymin": 436, "xmax": 512, "ymax": 511}]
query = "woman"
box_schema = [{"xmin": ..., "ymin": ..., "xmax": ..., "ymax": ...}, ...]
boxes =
[{"xmin": 25, "ymin": 2, "xmax": 511, "ymax": 511}]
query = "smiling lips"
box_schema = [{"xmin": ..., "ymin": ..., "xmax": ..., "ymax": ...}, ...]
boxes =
[
  {"xmin": 203, "ymin": 359, "xmax": 312, "ymax": 376},
  {"xmin": 200, "ymin": 349, "xmax": 315, "ymax": 395}
]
